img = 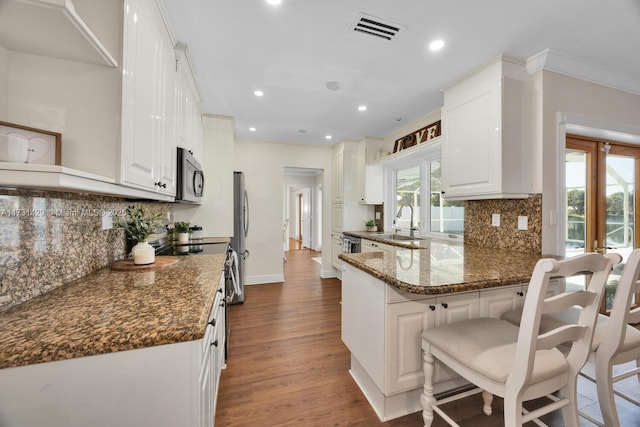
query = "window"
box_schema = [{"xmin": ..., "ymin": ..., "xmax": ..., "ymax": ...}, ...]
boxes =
[{"xmin": 386, "ymin": 141, "xmax": 463, "ymax": 239}]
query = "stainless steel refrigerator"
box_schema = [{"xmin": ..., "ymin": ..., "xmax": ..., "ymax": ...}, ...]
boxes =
[{"xmin": 230, "ymin": 171, "xmax": 248, "ymax": 304}]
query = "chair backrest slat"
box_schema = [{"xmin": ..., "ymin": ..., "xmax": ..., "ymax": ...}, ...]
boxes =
[
  {"xmin": 541, "ymin": 291, "xmax": 594, "ymax": 314},
  {"xmin": 537, "ymin": 324, "xmax": 588, "ymax": 350}
]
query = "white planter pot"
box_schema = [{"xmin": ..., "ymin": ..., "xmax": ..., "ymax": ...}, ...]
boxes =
[
  {"xmin": 178, "ymin": 232, "xmax": 189, "ymax": 244},
  {"xmin": 132, "ymin": 240, "xmax": 155, "ymax": 265}
]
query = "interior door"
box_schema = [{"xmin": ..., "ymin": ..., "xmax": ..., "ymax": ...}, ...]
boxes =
[{"xmin": 565, "ymin": 135, "xmax": 640, "ymax": 311}]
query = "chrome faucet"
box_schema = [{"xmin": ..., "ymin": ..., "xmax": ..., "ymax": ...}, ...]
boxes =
[{"xmin": 396, "ymin": 202, "xmax": 415, "ymax": 238}]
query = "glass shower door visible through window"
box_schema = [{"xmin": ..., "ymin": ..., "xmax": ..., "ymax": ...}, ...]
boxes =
[{"xmin": 565, "ymin": 135, "xmax": 640, "ymax": 312}]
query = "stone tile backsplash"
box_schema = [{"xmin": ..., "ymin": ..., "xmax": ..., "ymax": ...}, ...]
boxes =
[
  {"xmin": 464, "ymin": 195, "xmax": 542, "ymax": 253},
  {"xmin": 0, "ymin": 188, "xmax": 170, "ymax": 312}
]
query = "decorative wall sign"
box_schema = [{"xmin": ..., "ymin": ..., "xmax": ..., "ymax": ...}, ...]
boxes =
[
  {"xmin": 0, "ymin": 121, "xmax": 61, "ymax": 165},
  {"xmin": 393, "ymin": 120, "xmax": 441, "ymax": 153}
]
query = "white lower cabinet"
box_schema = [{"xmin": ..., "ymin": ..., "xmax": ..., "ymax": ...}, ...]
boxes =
[
  {"xmin": 361, "ymin": 238, "xmax": 393, "ymax": 254},
  {"xmin": 332, "ymin": 234, "xmax": 343, "ymax": 270},
  {"xmin": 0, "ymin": 275, "xmax": 226, "ymax": 427},
  {"xmin": 342, "ymin": 263, "xmax": 530, "ymax": 421}
]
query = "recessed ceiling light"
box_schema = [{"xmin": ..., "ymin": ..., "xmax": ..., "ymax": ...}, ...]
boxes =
[
  {"xmin": 249, "ymin": 127, "xmax": 256, "ymax": 132},
  {"xmin": 325, "ymin": 135, "xmax": 332, "ymax": 140},
  {"xmin": 358, "ymin": 105, "xmax": 367, "ymax": 112},
  {"xmin": 429, "ymin": 39, "xmax": 445, "ymax": 51},
  {"xmin": 253, "ymin": 90, "xmax": 264, "ymax": 97},
  {"xmin": 266, "ymin": 0, "xmax": 281, "ymax": 5}
]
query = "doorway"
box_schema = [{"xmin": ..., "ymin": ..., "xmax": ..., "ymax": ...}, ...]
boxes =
[
  {"xmin": 283, "ymin": 167, "xmax": 323, "ymax": 256},
  {"xmin": 565, "ymin": 134, "xmax": 640, "ymax": 311}
]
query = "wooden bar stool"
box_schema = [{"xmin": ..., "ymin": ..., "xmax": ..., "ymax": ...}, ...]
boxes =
[{"xmin": 420, "ymin": 252, "xmax": 621, "ymax": 427}]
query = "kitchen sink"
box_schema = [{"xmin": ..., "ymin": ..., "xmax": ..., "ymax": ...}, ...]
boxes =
[{"xmin": 374, "ymin": 234, "xmax": 423, "ymax": 241}]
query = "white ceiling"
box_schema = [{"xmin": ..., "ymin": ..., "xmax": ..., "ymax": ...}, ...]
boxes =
[{"xmin": 161, "ymin": 0, "xmax": 640, "ymax": 146}]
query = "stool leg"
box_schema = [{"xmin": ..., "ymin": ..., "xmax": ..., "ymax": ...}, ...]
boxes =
[
  {"xmin": 421, "ymin": 350, "xmax": 436, "ymax": 427},
  {"xmin": 481, "ymin": 390, "xmax": 493, "ymax": 416}
]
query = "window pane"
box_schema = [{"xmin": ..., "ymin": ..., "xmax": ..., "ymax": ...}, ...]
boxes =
[
  {"xmin": 565, "ymin": 149, "xmax": 587, "ymax": 257},
  {"xmin": 396, "ymin": 166, "xmax": 420, "ymax": 233},
  {"xmin": 429, "ymin": 160, "xmax": 463, "ymax": 234}
]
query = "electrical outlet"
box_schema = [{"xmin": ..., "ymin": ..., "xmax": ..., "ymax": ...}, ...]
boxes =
[
  {"xmin": 375, "ymin": 211, "xmax": 381, "ymax": 220},
  {"xmin": 518, "ymin": 216, "xmax": 528, "ymax": 230},
  {"xmin": 102, "ymin": 214, "xmax": 113, "ymax": 230},
  {"xmin": 491, "ymin": 213, "xmax": 500, "ymax": 227}
]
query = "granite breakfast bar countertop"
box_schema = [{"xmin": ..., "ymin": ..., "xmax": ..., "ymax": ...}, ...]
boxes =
[
  {"xmin": 339, "ymin": 239, "xmax": 552, "ymax": 295},
  {"xmin": 0, "ymin": 254, "xmax": 226, "ymax": 370}
]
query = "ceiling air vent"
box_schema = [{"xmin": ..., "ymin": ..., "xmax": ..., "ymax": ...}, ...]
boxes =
[{"xmin": 349, "ymin": 12, "xmax": 406, "ymax": 42}]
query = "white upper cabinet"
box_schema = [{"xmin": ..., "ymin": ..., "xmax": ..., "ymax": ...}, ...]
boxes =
[
  {"xmin": 357, "ymin": 138, "xmax": 384, "ymax": 205},
  {"xmin": 0, "ymin": 0, "xmax": 118, "ymax": 67},
  {"xmin": 120, "ymin": 0, "xmax": 176, "ymax": 196},
  {"xmin": 441, "ymin": 56, "xmax": 532, "ymax": 200},
  {"xmin": 175, "ymin": 45, "xmax": 203, "ymax": 161}
]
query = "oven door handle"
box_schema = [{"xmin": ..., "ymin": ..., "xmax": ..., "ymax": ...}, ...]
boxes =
[{"xmin": 193, "ymin": 171, "xmax": 204, "ymax": 197}]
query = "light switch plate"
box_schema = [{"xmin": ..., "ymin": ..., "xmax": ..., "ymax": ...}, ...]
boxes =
[
  {"xmin": 491, "ymin": 213, "xmax": 500, "ymax": 227},
  {"xmin": 518, "ymin": 216, "xmax": 528, "ymax": 230}
]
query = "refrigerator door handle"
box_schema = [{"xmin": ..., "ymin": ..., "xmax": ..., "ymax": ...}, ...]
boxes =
[{"xmin": 244, "ymin": 190, "xmax": 249, "ymax": 237}]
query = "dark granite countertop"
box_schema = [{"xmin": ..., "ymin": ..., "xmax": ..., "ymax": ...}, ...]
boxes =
[
  {"xmin": 339, "ymin": 239, "xmax": 553, "ymax": 295},
  {"xmin": 0, "ymin": 254, "xmax": 226, "ymax": 369}
]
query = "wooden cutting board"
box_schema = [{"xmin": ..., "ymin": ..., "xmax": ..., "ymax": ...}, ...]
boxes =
[{"xmin": 110, "ymin": 256, "xmax": 179, "ymax": 271}]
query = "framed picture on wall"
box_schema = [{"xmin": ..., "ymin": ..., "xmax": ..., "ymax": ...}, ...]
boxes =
[{"xmin": 0, "ymin": 121, "xmax": 62, "ymax": 165}]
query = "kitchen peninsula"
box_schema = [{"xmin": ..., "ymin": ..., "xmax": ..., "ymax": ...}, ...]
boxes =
[
  {"xmin": 338, "ymin": 239, "xmax": 555, "ymax": 421},
  {"xmin": 0, "ymin": 253, "xmax": 227, "ymax": 427}
]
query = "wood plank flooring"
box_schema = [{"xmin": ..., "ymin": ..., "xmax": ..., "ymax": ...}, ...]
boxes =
[{"xmin": 216, "ymin": 249, "xmax": 640, "ymax": 426}]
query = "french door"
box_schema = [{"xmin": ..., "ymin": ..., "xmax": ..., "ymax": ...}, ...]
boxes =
[{"xmin": 565, "ymin": 135, "xmax": 640, "ymax": 312}]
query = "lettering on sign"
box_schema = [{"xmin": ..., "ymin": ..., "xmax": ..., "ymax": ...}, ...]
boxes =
[{"xmin": 393, "ymin": 120, "xmax": 441, "ymax": 153}]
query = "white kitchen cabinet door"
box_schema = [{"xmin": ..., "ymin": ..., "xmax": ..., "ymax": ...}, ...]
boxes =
[
  {"xmin": 120, "ymin": 0, "xmax": 176, "ymax": 195},
  {"xmin": 361, "ymin": 164, "xmax": 383, "ymax": 204},
  {"xmin": 385, "ymin": 298, "xmax": 435, "ymax": 394},
  {"xmin": 332, "ymin": 234, "xmax": 343, "ymax": 269},
  {"xmin": 361, "ymin": 238, "xmax": 393, "ymax": 255},
  {"xmin": 479, "ymin": 285, "xmax": 523, "ymax": 318},
  {"xmin": 332, "ymin": 204, "xmax": 343, "ymax": 233},
  {"xmin": 441, "ymin": 56, "xmax": 531, "ymax": 200},
  {"xmin": 434, "ymin": 292, "xmax": 480, "ymax": 383},
  {"xmin": 332, "ymin": 150, "xmax": 343, "ymax": 204}
]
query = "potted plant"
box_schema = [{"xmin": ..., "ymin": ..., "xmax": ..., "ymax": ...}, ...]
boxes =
[
  {"xmin": 115, "ymin": 205, "xmax": 162, "ymax": 265},
  {"xmin": 174, "ymin": 221, "xmax": 191, "ymax": 243},
  {"xmin": 365, "ymin": 220, "xmax": 377, "ymax": 232}
]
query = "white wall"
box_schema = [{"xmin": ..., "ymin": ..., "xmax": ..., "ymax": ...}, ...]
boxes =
[
  {"xmin": 173, "ymin": 115, "xmax": 234, "ymax": 237},
  {"xmin": 7, "ymin": 51, "xmax": 122, "ymax": 178},
  {"xmin": 538, "ymin": 71, "xmax": 640, "ymax": 254},
  {"xmin": 0, "ymin": 45, "xmax": 7, "ymax": 120},
  {"xmin": 235, "ymin": 138, "xmax": 333, "ymax": 283}
]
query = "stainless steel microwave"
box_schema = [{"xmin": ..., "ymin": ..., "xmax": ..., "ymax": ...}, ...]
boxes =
[{"xmin": 176, "ymin": 147, "xmax": 204, "ymax": 204}]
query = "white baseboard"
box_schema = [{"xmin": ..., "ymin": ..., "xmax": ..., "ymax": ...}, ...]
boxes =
[
  {"xmin": 320, "ymin": 269, "xmax": 337, "ymax": 279},
  {"xmin": 245, "ymin": 274, "xmax": 284, "ymax": 285}
]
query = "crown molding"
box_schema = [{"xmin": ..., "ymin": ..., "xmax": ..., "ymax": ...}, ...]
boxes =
[{"xmin": 526, "ymin": 49, "xmax": 640, "ymax": 96}]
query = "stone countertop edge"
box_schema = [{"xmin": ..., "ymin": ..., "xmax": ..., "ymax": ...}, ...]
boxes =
[
  {"xmin": 338, "ymin": 239, "xmax": 561, "ymax": 295},
  {"xmin": 342, "ymin": 230, "xmax": 426, "ymax": 249},
  {"xmin": 0, "ymin": 254, "xmax": 226, "ymax": 370}
]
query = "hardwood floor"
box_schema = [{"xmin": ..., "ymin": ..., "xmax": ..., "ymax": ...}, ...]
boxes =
[{"xmin": 216, "ymin": 250, "xmax": 640, "ymax": 426}]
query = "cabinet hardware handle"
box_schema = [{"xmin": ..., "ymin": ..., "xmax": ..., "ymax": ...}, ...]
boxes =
[
  {"xmin": 429, "ymin": 305, "xmax": 436, "ymax": 311},
  {"xmin": 217, "ymin": 288, "xmax": 223, "ymax": 293},
  {"xmin": 161, "ymin": 182, "xmax": 166, "ymax": 188},
  {"xmin": 441, "ymin": 303, "xmax": 448, "ymax": 309},
  {"xmin": 189, "ymin": 150, "xmax": 194, "ymax": 155},
  {"xmin": 220, "ymin": 301, "xmax": 225, "ymax": 307},
  {"xmin": 211, "ymin": 339, "xmax": 218, "ymax": 347},
  {"xmin": 517, "ymin": 291, "xmax": 524, "ymax": 297},
  {"xmin": 208, "ymin": 319, "xmax": 216, "ymax": 327},
  {"xmin": 441, "ymin": 191, "xmax": 445, "ymax": 194}
]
